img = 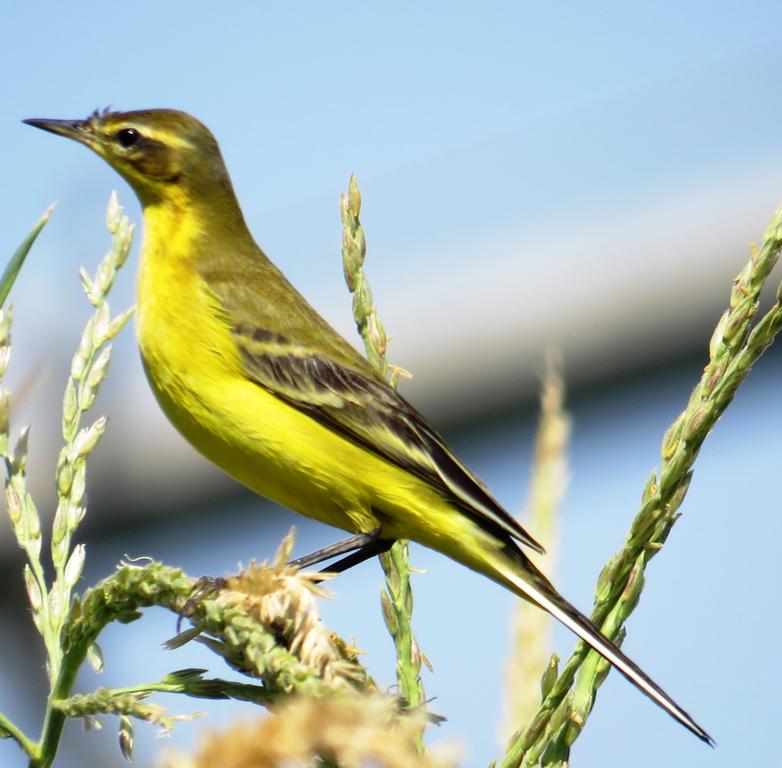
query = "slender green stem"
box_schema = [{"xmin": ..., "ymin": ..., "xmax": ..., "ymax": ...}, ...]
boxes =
[
  {"xmin": 498, "ymin": 202, "xmax": 782, "ymax": 766},
  {"xmin": 340, "ymin": 176, "xmax": 427, "ymax": 737},
  {"xmin": 14, "ymin": 196, "xmax": 134, "ymax": 767},
  {"xmin": 32, "ymin": 542, "xmax": 371, "ymax": 767},
  {"xmin": 91, "ymin": 682, "xmax": 193, "ymax": 698},
  {"xmin": 31, "ymin": 654, "xmax": 83, "ymax": 768},
  {"xmin": 47, "ymin": 196, "xmax": 134, "ymax": 685},
  {"xmin": 0, "ymin": 211, "xmax": 55, "ymax": 766},
  {"xmin": 379, "ymin": 541, "xmax": 425, "ymax": 710},
  {"xmin": 0, "ymin": 712, "xmax": 37, "ymax": 759},
  {"xmin": 500, "ymin": 352, "xmax": 569, "ymax": 742},
  {"xmin": 55, "ymin": 677, "xmax": 278, "ymax": 708}
]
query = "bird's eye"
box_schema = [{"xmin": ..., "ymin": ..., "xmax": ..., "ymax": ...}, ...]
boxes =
[{"xmin": 115, "ymin": 128, "xmax": 140, "ymax": 148}]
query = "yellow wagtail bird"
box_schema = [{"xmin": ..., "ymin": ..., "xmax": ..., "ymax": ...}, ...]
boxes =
[{"xmin": 24, "ymin": 109, "xmax": 712, "ymax": 744}]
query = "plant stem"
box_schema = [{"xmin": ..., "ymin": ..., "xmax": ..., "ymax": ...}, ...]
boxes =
[
  {"xmin": 340, "ymin": 175, "xmax": 426, "ymax": 741},
  {"xmin": 379, "ymin": 541, "xmax": 426, "ymax": 710},
  {"xmin": 0, "ymin": 712, "xmax": 37, "ymax": 759},
  {"xmin": 500, "ymin": 352, "xmax": 569, "ymax": 743},
  {"xmin": 497, "ymin": 202, "xmax": 782, "ymax": 766},
  {"xmin": 31, "ymin": 652, "xmax": 83, "ymax": 768}
]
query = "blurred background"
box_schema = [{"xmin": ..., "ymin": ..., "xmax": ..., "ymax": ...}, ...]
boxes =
[{"xmin": 2, "ymin": 2, "xmax": 782, "ymax": 766}]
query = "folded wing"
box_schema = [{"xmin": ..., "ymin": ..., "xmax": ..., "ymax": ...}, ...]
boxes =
[{"xmin": 233, "ymin": 322, "xmax": 545, "ymax": 554}]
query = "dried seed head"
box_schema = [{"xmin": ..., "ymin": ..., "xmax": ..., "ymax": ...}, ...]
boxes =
[
  {"xmin": 213, "ymin": 532, "xmax": 361, "ymax": 687},
  {"xmin": 180, "ymin": 693, "xmax": 457, "ymax": 768}
]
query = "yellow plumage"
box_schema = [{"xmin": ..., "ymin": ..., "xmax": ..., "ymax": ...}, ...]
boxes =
[
  {"xmin": 138, "ymin": 200, "xmax": 498, "ymax": 563},
  {"xmin": 24, "ymin": 108, "xmax": 711, "ymax": 744}
]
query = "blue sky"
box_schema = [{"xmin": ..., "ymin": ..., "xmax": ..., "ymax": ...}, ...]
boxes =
[
  {"xmin": 5, "ymin": 2, "xmax": 782, "ymax": 414},
  {"xmin": 2, "ymin": 3, "xmax": 782, "ymax": 767}
]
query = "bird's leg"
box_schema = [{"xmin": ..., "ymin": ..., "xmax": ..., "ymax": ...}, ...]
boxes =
[
  {"xmin": 178, "ymin": 575, "xmax": 229, "ymax": 628},
  {"xmin": 289, "ymin": 531, "xmax": 379, "ymax": 568},
  {"xmin": 316, "ymin": 536, "xmax": 394, "ymax": 574},
  {"xmin": 289, "ymin": 529, "xmax": 394, "ymax": 573}
]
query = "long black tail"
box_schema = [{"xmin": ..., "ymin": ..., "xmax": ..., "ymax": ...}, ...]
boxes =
[{"xmin": 500, "ymin": 551, "xmax": 714, "ymax": 745}]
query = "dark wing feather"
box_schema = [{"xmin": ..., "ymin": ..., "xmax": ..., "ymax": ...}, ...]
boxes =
[{"xmin": 234, "ymin": 325, "xmax": 545, "ymax": 554}]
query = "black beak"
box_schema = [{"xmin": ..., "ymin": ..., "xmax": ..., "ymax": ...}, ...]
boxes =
[{"xmin": 23, "ymin": 118, "xmax": 92, "ymax": 144}]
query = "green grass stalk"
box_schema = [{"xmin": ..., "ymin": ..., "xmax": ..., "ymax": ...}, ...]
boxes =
[
  {"xmin": 499, "ymin": 352, "xmax": 570, "ymax": 744},
  {"xmin": 340, "ymin": 175, "xmax": 427, "ymax": 726},
  {"xmin": 498, "ymin": 202, "xmax": 782, "ymax": 767}
]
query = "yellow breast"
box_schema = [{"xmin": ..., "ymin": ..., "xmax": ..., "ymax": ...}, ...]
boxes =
[
  {"xmin": 134, "ymin": 201, "xmax": 474, "ymax": 552},
  {"xmin": 135, "ymin": 201, "xmax": 379, "ymax": 532}
]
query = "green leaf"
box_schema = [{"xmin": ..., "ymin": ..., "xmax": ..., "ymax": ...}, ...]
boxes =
[{"xmin": 0, "ymin": 204, "xmax": 55, "ymax": 308}]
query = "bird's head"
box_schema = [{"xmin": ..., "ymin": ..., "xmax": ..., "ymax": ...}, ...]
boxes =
[{"xmin": 24, "ymin": 108, "xmax": 233, "ymax": 208}]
